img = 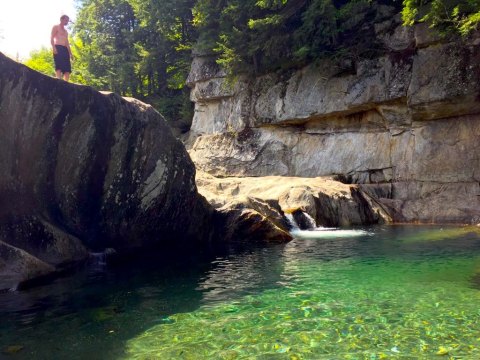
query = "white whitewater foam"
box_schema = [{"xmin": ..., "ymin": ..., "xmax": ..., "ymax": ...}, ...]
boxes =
[
  {"xmin": 302, "ymin": 212, "xmax": 317, "ymax": 229},
  {"xmin": 285, "ymin": 212, "xmax": 370, "ymax": 239},
  {"xmin": 290, "ymin": 228, "xmax": 370, "ymax": 239},
  {"xmin": 284, "ymin": 213, "xmax": 299, "ymax": 230}
]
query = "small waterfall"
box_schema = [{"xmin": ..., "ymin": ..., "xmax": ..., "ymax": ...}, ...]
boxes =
[
  {"xmin": 89, "ymin": 248, "xmax": 116, "ymax": 267},
  {"xmin": 284, "ymin": 213, "xmax": 300, "ymax": 231},
  {"xmin": 284, "ymin": 210, "xmax": 317, "ymax": 231},
  {"xmin": 303, "ymin": 212, "xmax": 317, "ymax": 229},
  {"xmin": 284, "ymin": 210, "xmax": 370, "ymax": 239}
]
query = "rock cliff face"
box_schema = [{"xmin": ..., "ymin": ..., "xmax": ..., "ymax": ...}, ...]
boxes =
[
  {"xmin": 0, "ymin": 53, "xmax": 212, "ymax": 290},
  {"xmin": 186, "ymin": 19, "xmax": 480, "ymax": 225}
]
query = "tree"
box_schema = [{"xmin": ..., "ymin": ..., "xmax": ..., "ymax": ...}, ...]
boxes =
[
  {"xmin": 72, "ymin": 0, "xmax": 196, "ymax": 130},
  {"xmin": 192, "ymin": 0, "xmax": 382, "ymax": 76},
  {"xmin": 402, "ymin": 0, "xmax": 480, "ymax": 35},
  {"xmin": 24, "ymin": 46, "xmax": 88, "ymax": 84},
  {"xmin": 24, "ymin": 47, "xmax": 55, "ymax": 76},
  {"xmin": 74, "ymin": 0, "xmax": 139, "ymax": 95}
]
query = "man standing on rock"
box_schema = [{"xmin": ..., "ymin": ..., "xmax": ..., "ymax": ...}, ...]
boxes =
[{"xmin": 51, "ymin": 15, "xmax": 73, "ymax": 81}]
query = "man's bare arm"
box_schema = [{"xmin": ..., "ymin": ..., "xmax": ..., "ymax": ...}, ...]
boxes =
[
  {"xmin": 51, "ymin": 25, "xmax": 58, "ymax": 54},
  {"xmin": 66, "ymin": 33, "xmax": 73, "ymax": 59},
  {"xmin": 67, "ymin": 39, "xmax": 73, "ymax": 60}
]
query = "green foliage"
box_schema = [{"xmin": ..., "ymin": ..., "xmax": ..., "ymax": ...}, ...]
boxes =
[
  {"xmin": 23, "ymin": 46, "xmax": 89, "ymax": 84},
  {"xmin": 74, "ymin": 0, "xmax": 139, "ymax": 95},
  {"xmin": 147, "ymin": 88, "xmax": 194, "ymax": 132},
  {"xmin": 24, "ymin": 47, "xmax": 55, "ymax": 76},
  {"xmin": 69, "ymin": 36, "xmax": 104, "ymax": 86},
  {"xmin": 459, "ymin": 10, "xmax": 480, "ymax": 34},
  {"xmin": 65, "ymin": 0, "xmax": 196, "ymax": 129},
  {"xmin": 21, "ymin": 0, "xmax": 480, "ymax": 133},
  {"xmin": 292, "ymin": 0, "xmax": 339, "ymax": 62},
  {"xmin": 402, "ymin": 0, "xmax": 480, "ymax": 35},
  {"xmin": 128, "ymin": 0, "xmax": 196, "ymax": 91},
  {"xmin": 193, "ymin": 0, "xmax": 382, "ymax": 76}
]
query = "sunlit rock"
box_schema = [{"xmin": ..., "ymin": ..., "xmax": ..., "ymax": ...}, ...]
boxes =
[{"xmin": 196, "ymin": 171, "xmax": 389, "ymax": 242}]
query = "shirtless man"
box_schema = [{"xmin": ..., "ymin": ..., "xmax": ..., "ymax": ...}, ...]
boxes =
[{"xmin": 51, "ymin": 15, "xmax": 73, "ymax": 81}]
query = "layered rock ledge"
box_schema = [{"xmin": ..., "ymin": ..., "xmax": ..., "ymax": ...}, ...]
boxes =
[
  {"xmin": 197, "ymin": 171, "xmax": 389, "ymax": 243},
  {"xmin": 0, "ymin": 53, "xmax": 212, "ymax": 290},
  {"xmin": 186, "ymin": 17, "xmax": 480, "ymax": 224}
]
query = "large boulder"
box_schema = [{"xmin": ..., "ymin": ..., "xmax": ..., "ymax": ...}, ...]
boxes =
[{"xmin": 0, "ymin": 53, "xmax": 212, "ymax": 290}]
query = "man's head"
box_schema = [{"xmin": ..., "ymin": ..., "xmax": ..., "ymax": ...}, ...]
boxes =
[{"xmin": 60, "ymin": 15, "xmax": 69, "ymax": 25}]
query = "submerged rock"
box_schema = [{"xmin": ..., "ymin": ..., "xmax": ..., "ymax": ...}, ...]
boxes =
[
  {"xmin": 0, "ymin": 240, "xmax": 55, "ymax": 291},
  {"xmin": 0, "ymin": 53, "xmax": 212, "ymax": 290}
]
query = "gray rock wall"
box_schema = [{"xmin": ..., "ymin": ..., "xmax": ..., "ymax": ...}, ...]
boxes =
[{"xmin": 186, "ymin": 23, "xmax": 480, "ymax": 224}]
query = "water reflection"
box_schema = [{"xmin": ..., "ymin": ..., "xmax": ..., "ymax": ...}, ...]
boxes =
[
  {"xmin": 197, "ymin": 247, "xmax": 285, "ymax": 305},
  {"xmin": 0, "ymin": 251, "xmax": 214, "ymax": 359}
]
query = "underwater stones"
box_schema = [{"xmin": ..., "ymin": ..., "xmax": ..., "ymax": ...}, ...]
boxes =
[
  {"xmin": 2, "ymin": 345, "xmax": 25, "ymax": 355},
  {"xmin": 0, "ymin": 52, "xmax": 212, "ymax": 290},
  {"xmin": 123, "ymin": 243, "xmax": 480, "ymax": 359}
]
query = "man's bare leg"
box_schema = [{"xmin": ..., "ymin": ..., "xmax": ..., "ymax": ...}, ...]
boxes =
[
  {"xmin": 63, "ymin": 72, "xmax": 70, "ymax": 82},
  {"xmin": 55, "ymin": 70, "xmax": 62, "ymax": 79}
]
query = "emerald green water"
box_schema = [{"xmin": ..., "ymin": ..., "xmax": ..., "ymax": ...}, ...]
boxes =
[{"xmin": 1, "ymin": 226, "xmax": 480, "ymax": 359}]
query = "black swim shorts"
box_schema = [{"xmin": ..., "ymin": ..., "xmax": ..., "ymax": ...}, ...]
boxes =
[{"xmin": 53, "ymin": 45, "xmax": 72, "ymax": 73}]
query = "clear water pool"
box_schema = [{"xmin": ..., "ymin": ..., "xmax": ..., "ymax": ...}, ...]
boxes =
[{"xmin": 1, "ymin": 225, "xmax": 480, "ymax": 359}]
